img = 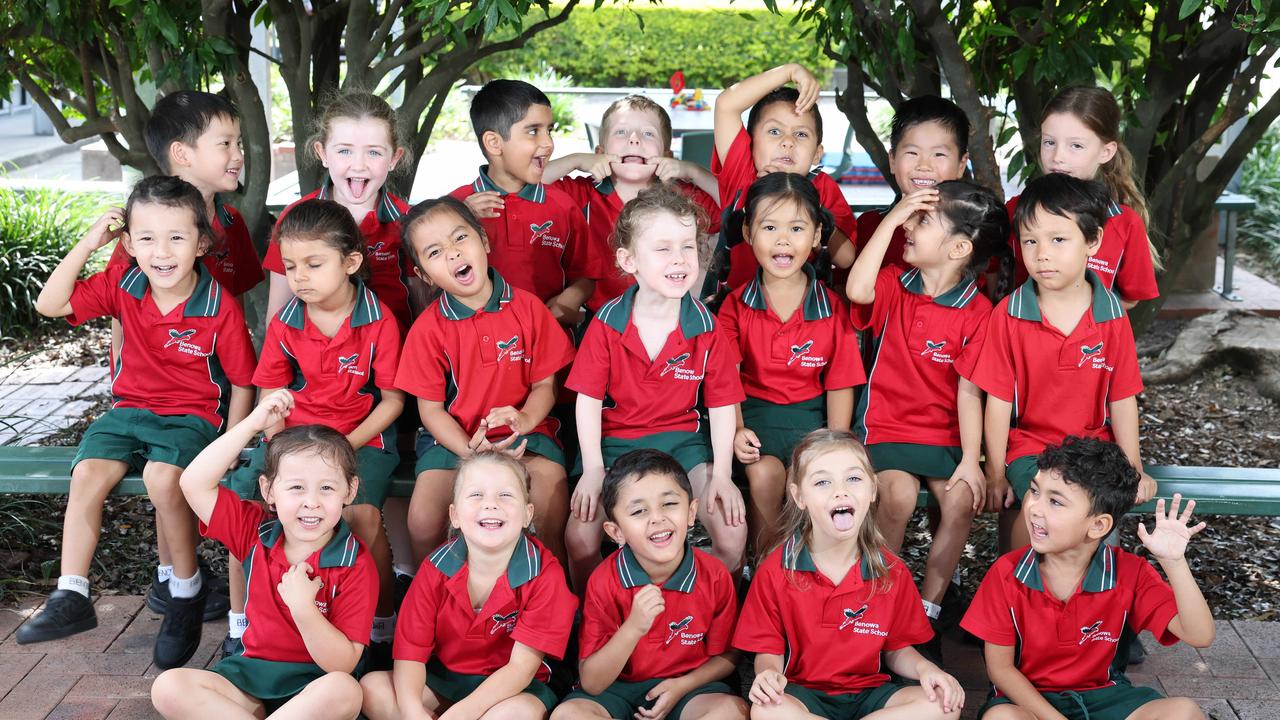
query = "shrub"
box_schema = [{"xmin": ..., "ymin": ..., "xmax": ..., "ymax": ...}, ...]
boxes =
[
  {"xmin": 1238, "ymin": 126, "xmax": 1280, "ymax": 280},
  {"xmin": 476, "ymin": 6, "xmax": 834, "ymax": 89},
  {"xmin": 0, "ymin": 185, "xmax": 107, "ymax": 337}
]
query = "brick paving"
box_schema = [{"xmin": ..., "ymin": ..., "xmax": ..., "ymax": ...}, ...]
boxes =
[
  {"xmin": 0, "ymin": 595, "xmax": 1277, "ymax": 719},
  {"xmin": 0, "ymin": 365, "xmax": 110, "ymax": 446}
]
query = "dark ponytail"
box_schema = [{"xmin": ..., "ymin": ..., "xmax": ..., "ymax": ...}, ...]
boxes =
[{"xmin": 935, "ymin": 180, "xmax": 1014, "ymax": 298}]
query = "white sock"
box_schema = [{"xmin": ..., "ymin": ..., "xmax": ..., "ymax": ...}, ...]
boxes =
[
  {"xmin": 157, "ymin": 564, "xmax": 174, "ymax": 583},
  {"xmin": 922, "ymin": 599, "xmax": 942, "ymax": 620},
  {"xmin": 57, "ymin": 575, "xmax": 91, "ymax": 598},
  {"xmin": 169, "ymin": 571, "xmax": 203, "ymax": 599},
  {"xmin": 952, "ymin": 568, "xmax": 962, "ymax": 586},
  {"xmin": 228, "ymin": 612, "xmax": 248, "ymax": 639},
  {"xmin": 370, "ymin": 614, "xmax": 396, "ymax": 643}
]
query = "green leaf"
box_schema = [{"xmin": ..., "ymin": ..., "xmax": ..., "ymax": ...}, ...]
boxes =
[
  {"xmin": 207, "ymin": 37, "xmax": 236, "ymax": 56},
  {"xmin": 1177, "ymin": 0, "xmax": 1200, "ymax": 20},
  {"xmin": 152, "ymin": 6, "xmax": 180, "ymax": 47}
]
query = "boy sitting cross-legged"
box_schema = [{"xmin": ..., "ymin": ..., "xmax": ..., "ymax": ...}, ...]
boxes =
[
  {"xmin": 961, "ymin": 436, "xmax": 1215, "ymax": 720},
  {"xmin": 553, "ymin": 449, "xmax": 748, "ymax": 720}
]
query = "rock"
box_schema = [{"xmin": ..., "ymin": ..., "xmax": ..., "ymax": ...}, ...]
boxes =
[{"xmin": 1144, "ymin": 310, "xmax": 1280, "ymax": 401}]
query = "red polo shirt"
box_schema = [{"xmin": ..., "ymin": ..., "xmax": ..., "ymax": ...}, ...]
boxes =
[
  {"xmin": 733, "ymin": 532, "xmax": 933, "ymax": 695},
  {"xmin": 449, "ymin": 167, "xmax": 605, "ymax": 305},
  {"xmin": 202, "ymin": 485, "xmax": 378, "ymax": 662},
  {"xmin": 67, "ymin": 264, "xmax": 256, "ymax": 430},
  {"xmin": 253, "ymin": 282, "xmax": 400, "ymax": 450},
  {"xmin": 566, "ymin": 287, "xmax": 745, "ymax": 438},
  {"xmin": 712, "ymin": 127, "xmax": 856, "ymax": 289},
  {"xmin": 395, "ymin": 269, "xmax": 575, "ymax": 444},
  {"xmin": 853, "ymin": 209, "xmax": 909, "ymax": 270},
  {"xmin": 961, "ymin": 544, "xmax": 1180, "ymax": 694},
  {"xmin": 1006, "ymin": 196, "xmax": 1159, "ymax": 302},
  {"xmin": 394, "ymin": 534, "xmax": 577, "ymax": 678},
  {"xmin": 263, "ymin": 184, "xmax": 414, "ymax": 330},
  {"xmin": 718, "ymin": 266, "xmax": 864, "ymax": 404},
  {"xmin": 109, "ymin": 195, "xmax": 263, "ymax": 298},
  {"xmin": 959, "ymin": 271, "xmax": 1143, "ymax": 464},
  {"xmin": 852, "ymin": 266, "xmax": 991, "ymax": 447},
  {"xmin": 553, "ymin": 176, "xmax": 722, "ymax": 311},
  {"xmin": 581, "ymin": 544, "xmax": 737, "ymax": 682}
]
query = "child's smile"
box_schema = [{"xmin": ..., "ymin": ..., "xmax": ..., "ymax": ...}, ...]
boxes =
[
  {"xmin": 746, "ymin": 198, "xmax": 820, "ymax": 281},
  {"xmin": 122, "ymin": 203, "xmax": 205, "ymax": 298},
  {"xmin": 604, "ymin": 472, "xmax": 697, "ymax": 571}
]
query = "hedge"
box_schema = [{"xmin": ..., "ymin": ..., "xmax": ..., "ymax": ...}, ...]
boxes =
[{"xmin": 476, "ymin": 6, "xmax": 835, "ymax": 90}]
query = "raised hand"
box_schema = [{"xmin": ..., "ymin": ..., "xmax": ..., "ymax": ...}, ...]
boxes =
[{"xmin": 1137, "ymin": 493, "xmax": 1207, "ymax": 562}]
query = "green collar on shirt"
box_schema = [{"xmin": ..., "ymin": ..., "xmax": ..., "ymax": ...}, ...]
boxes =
[
  {"xmin": 740, "ymin": 264, "xmax": 833, "ymax": 320},
  {"xmin": 780, "ymin": 530, "xmax": 885, "ymax": 580},
  {"xmin": 256, "ymin": 516, "xmax": 361, "ymax": 568},
  {"xmin": 1006, "ymin": 269, "xmax": 1124, "ymax": 323},
  {"xmin": 438, "ymin": 268, "xmax": 511, "ymax": 320},
  {"xmin": 428, "ymin": 533, "xmax": 543, "ymax": 589},
  {"xmin": 1012, "ymin": 542, "xmax": 1117, "ymax": 593},
  {"xmin": 277, "ymin": 279, "xmax": 382, "ymax": 329},
  {"xmin": 595, "ymin": 284, "xmax": 715, "ymax": 339},
  {"xmin": 471, "ymin": 165, "xmax": 546, "ymax": 203},
  {"xmin": 898, "ymin": 267, "xmax": 982, "ymax": 309},
  {"xmin": 118, "ymin": 263, "xmax": 222, "ymax": 317},
  {"xmin": 615, "ymin": 542, "xmax": 697, "ymax": 593},
  {"xmin": 316, "ymin": 176, "xmax": 403, "ymax": 223}
]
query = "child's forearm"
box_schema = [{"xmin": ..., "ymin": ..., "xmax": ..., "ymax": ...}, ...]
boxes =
[
  {"xmin": 420, "ymin": 399, "xmax": 476, "ymax": 457},
  {"xmin": 846, "ymin": 219, "xmax": 898, "ymax": 303},
  {"xmin": 578, "ymin": 622, "xmax": 646, "ymax": 695},
  {"xmin": 346, "ymin": 389, "xmax": 406, "ymax": 449},
  {"xmin": 265, "ymin": 271, "xmax": 293, "ymax": 326},
  {"xmin": 290, "ymin": 603, "xmax": 362, "ymax": 672},
  {"xmin": 451, "ymin": 643, "xmax": 544, "ymax": 718},
  {"xmin": 226, "ymin": 385, "xmax": 255, "ymax": 430},
  {"xmin": 708, "ymin": 404, "xmax": 736, "ymax": 480},
  {"xmin": 883, "ymin": 646, "xmax": 935, "ymax": 680},
  {"xmin": 957, "ymin": 378, "xmax": 984, "ymax": 463},
  {"xmin": 36, "ymin": 242, "xmax": 96, "ymax": 318},
  {"xmin": 551, "ymin": 278, "xmax": 594, "ymax": 321},
  {"xmin": 517, "ymin": 376, "xmax": 558, "ymax": 432},
  {"xmin": 678, "ymin": 651, "xmax": 738, "ymax": 688},
  {"xmin": 180, "ymin": 413, "xmax": 262, "ymax": 522},
  {"xmin": 829, "ymin": 230, "xmax": 855, "ymax": 270},
  {"xmin": 717, "ymin": 64, "xmax": 801, "ymax": 123},
  {"xmin": 825, "ymin": 388, "xmax": 853, "ymax": 431},
  {"xmin": 257, "ymin": 387, "xmax": 286, "ymax": 439},
  {"xmin": 576, "ymin": 394, "xmax": 605, "ymax": 470},
  {"xmin": 1162, "ymin": 557, "xmax": 1216, "ymax": 647},
  {"xmin": 753, "ymin": 652, "xmax": 785, "ymax": 675},
  {"xmin": 1108, "ymin": 395, "xmax": 1143, "ymax": 471},
  {"xmin": 543, "ymin": 153, "xmax": 595, "ymax": 183},
  {"xmin": 984, "ymin": 397, "xmax": 1012, "ymax": 470},
  {"xmin": 682, "ymin": 163, "xmax": 719, "ymax": 199},
  {"xmin": 392, "ymin": 659, "xmax": 433, "ymax": 720},
  {"xmin": 987, "ymin": 654, "xmax": 1068, "ymax": 720}
]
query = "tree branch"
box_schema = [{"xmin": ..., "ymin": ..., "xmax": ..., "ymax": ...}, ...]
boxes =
[{"xmin": 1203, "ymin": 85, "xmax": 1280, "ymax": 193}]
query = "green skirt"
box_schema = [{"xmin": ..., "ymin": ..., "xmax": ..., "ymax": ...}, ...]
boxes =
[
  {"xmin": 867, "ymin": 442, "xmax": 963, "ymax": 479},
  {"xmin": 740, "ymin": 395, "xmax": 825, "ymax": 466},
  {"xmin": 212, "ymin": 653, "xmax": 326, "ymax": 702},
  {"xmin": 572, "ymin": 431, "xmax": 709, "ymax": 477},
  {"xmin": 426, "ymin": 659, "xmax": 558, "ymax": 712}
]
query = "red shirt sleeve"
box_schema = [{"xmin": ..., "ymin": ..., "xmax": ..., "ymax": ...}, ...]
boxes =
[
  {"xmin": 510, "ymin": 560, "xmax": 578, "ymax": 660},
  {"xmin": 824, "ymin": 302, "xmax": 866, "ymax": 390},
  {"xmin": 199, "ymin": 486, "xmax": 265, "ymax": 561},
  {"xmin": 1111, "ymin": 209, "xmax": 1159, "ymax": 302},
  {"xmin": 959, "ymin": 559, "xmax": 1018, "ymax": 646},
  {"xmin": 850, "ymin": 266, "xmax": 900, "ymax": 333},
  {"xmin": 221, "ymin": 208, "xmax": 266, "ymax": 296},
  {"xmin": 576, "ymin": 563, "xmax": 622, "ymax": 660},
  {"xmin": 251, "ymin": 319, "xmax": 293, "ymax": 389},
  {"xmin": 551, "ymin": 176, "xmax": 595, "ymax": 208},
  {"xmin": 1107, "ymin": 317, "xmax": 1144, "ymax": 402},
  {"xmin": 327, "ymin": 552, "xmax": 379, "ymax": 646},
  {"xmin": 964, "ymin": 306, "xmax": 1016, "ymax": 401},
  {"xmin": 564, "ymin": 320, "xmax": 612, "ymax": 400},
  {"xmin": 392, "ymin": 567, "xmax": 442, "ymax": 662},
  {"xmin": 711, "ymin": 127, "xmax": 757, "ymax": 209},
  {"xmin": 702, "ymin": 326, "xmax": 746, "ymax": 408},
  {"xmin": 1127, "ymin": 555, "xmax": 1180, "ymax": 646},
  {"xmin": 395, "ymin": 315, "xmax": 449, "ymax": 401},
  {"xmin": 215, "ymin": 300, "xmax": 258, "ymax": 387},
  {"xmin": 681, "ymin": 182, "xmax": 723, "ymax": 235},
  {"xmin": 814, "ymin": 174, "xmax": 855, "ymax": 240},
  {"xmin": 527, "ymin": 301, "xmax": 576, "ymax": 383},
  {"xmin": 953, "ymin": 300, "xmax": 994, "ymax": 380},
  {"xmin": 715, "ymin": 295, "xmax": 743, "ymax": 360},
  {"xmin": 732, "ymin": 559, "xmax": 786, "ymax": 655},
  {"xmin": 704, "ymin": 559, "xmax": 738, "ymax": 657},
  {"xmin": 66, "ymin": 269, "xmax": 121, "ymax": 326},
  {"xmin": 883, "ymin": 560, "xmax": 934, "ymax": 651},
  {"xmin": 372, "ymin": 310, "xmax": 402, "ymax": 390}
]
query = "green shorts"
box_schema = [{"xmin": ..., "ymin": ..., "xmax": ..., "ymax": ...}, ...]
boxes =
[
  {"xmin": 867, "ymin": 442, "xmax": 963, "ymax": 479},
  {"xmin": 212, "ymin": 653, "xmax": 326, "ymax": 707},
  {"xmin": 572, "ymin": 431, "xmax": 709, "ymax": 477},
  {"xmin": 1006, "ymin": 455, "xmax": 1039, "ymax": 505},
  {"xmin": 740, "ymin": 396, "xmax": 825, "ymax": 466},
  {"xmin": 425, "ymin": 659, "xmax": 558, "ymax": 712},
  {"xmin": 980, "ymin": 680, "xmax": 1164, "ymax": 720},
  {"xmin": 415, "ymin": 432, "xmax": 564, "ymax": 475},
  {"xmin": 228, "ymin": 441, "xmax": 399, "ymax": 507},
  {"xmin": 563, "ymin": 678, "xmax": 733, "ymax": 719},
  {"xmin": 73, "ymin": 408, "xmax": 217, "ymax": 472},
  {"xmin": 784, "ymin": 682, "xmax": 906, "ymax": 719}
]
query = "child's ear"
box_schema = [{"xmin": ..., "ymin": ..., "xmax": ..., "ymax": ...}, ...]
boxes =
[
  {"xmin": 616, "ymin": 247, "xmax": 637, "ymax": 275},
  {"xmin": 258, "ymin": 475, "xmax": 273, "ymax": 507},
  {"xmin": 1098, "ymin": 140, "xmax": 1118, "ymax": 166},
  {"xmin": 957, "ymin": 152, "xmax": 971, "ymax": 179},
  {"xmin": 787, "ymin": 481, "xmax": 806, "ymax": 510},
  {"xmin": 345, "ymin": 476, "xmax": 360, "ymax": 505},
  {"xmin": 1086, "ymin": 228, "xmax": 1103, "ymax": 258},
  {"xmin": 602, "ymin": 519, "xmax": 625, "ymax": 546},
  {"xmin": 344, "ymin": 251, "xmax": 364, "ymax": 276},
  {"xmin": 949, "ymin": 237, "xmax": 974, "ymax": 261},
  {"xmin": 1086, "ymin": 512, "xmax": 1114, "ymax": 541},
  {"xmin": 687, "ymin": 497, "xmax": 699, "ymax": 527},
  {"xmin": 482, "ymin": 130, "xmax": 505, "ymax": 159},
  {"xmin": 120, "ymin": 232, "xmax": 136, "ymax": 258},
  {"xmin": 809, "ymin": 142, "xmax": 825, "ymax": 168},
  {"xmin": 196, "ymin": 233, "xmax": 211, "ymax": 257},
  {"xmin": 524, "ymin": 501, "xmax": 535, "ymax": 529},
  {"xmin": 389, "ymin": 147, "xmax": 407, "ymax": 171},
  {"xmin": 313, "ymin": 141, "xmax": 329, "ymax": 168},
  {"xmin": 447, "ymin": 503, "xmax": 460, "ymax": 531},
  {"xmin": 169, "ymin": 141, "xmax": 193, "ymax": 170}
]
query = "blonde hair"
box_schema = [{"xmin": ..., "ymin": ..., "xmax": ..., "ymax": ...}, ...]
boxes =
[
  {"xmin": 307, "ymin": 89, "xmax": 412, "ymax": 175},
  {"xmin": 612, "ymin": 183, "xmax": 711, "ymax": 269},
  {"xmin": 600, "ymin": 95, "xmax": 673, "ymax": 151},
  {"xmin": 765, "ymin": 429, "xmax": 891, "ymax": 593},
  {"xmin": 1041, "ymin": 87, "xmax": 1163, "ymax": 271},
  {"xmin": 449, "ymin": 451, "xmax": 534, "ymax": 540}
]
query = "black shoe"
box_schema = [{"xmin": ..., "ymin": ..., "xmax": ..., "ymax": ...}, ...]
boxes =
[
  {"xmin": 937, "ymin": 581, "xmax": 969, "ymax": 632},
  {"xmin": 15, "ymin": 589, "xmax": 98, "ymax": 644},
  {"xmin": 916, "ymin": 618, "xmax": 944, "ymax": 666},
  {"xmin": 153, "ymin": 581, "xmax": 210, "ymax": 669},
  {"xmin": 147, "ymin": 563, "xmax": 230, "ymax": 621},
  {"xmin": 220, "ymin": 633, "xmax": 244, "ymax": 661},
  {"xmin": 366, "ymin": 639, "xmax": 393, "ymax": 673},
  {"xmin": 392, "ymin": 571, "xmax": 413, "ymax": 614}
]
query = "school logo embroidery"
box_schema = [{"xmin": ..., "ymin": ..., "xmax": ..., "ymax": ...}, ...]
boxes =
[
  {"xmin": 367, "ymin": 240, "xmax": 396, "ymax": 262},
  {"xmin": 1078, "ymin": 619, "xmax": 1118, "ymax": 645},
  {"xmin": 496, "ymin": 334, "xmax": 523, "ymax": 362},
  {"xmin": 920, "ymin": 340, "xmax": 946, "ymax": 356},
  {"xmin": 919, "ymin": 339, "xmax": 954, "ymax": 364},
  {"xmin": 666, "ymin": 616, "xmax": 694, "ymax": 645},
  {"xmin": 163, "ymin": 329, "xmax": 212, "ymax": 358},
  {"xmin": 490, "ymin": 610, "xmax": 519, "ymax": 635},
  {"xmin": 337, "ymin": 353, "xmax": 365, "ymax": 377},
  {"xmin": 839, "ymin": 605, "xmax": 869, "ymax": 630},
  {"xmin": 788, "ymin": 340, "xmax": 814, "ymax": 366},
  {"xmin": 529, "ymin": 220, "xmax": 565, "ymax": 250},
  {"xmin": 164, "ymin": 329, "xmax": 196, "ymax": 348},
  {"xmin": 1078, "ymin": 342, "xmax": 1112, "ymax": 371}
]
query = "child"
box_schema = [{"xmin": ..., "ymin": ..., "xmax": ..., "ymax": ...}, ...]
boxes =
[
  {"xmin": 359, "ymin": 452, "xmax": 578, "ymax": 720},
  {"xmin": 846, "ymin": 180, "xmax": 1011, "ymax": 659},
  {"xmin": 565, "ymin": 184, "xmax": 746, "ymax": 589},
  {"xmin": 735, "ymin": 429, "xmax": 964, "ymax": 719},
  {"xmin": 712, "ymin": 64, "xmax": 857, "ymax": 291},
  {"xmin": 23, "ymin": 176, "xmax": 256, "ymax": 670},
  {"xmin": 264, "ymin": 91, "xmax": 416, "ymax": 330},
  {"xmin": 451, "ymin": 79, "xmax": 606, "ymax": 326},
  {"xmin": 720, "ymin": 173, "xmax": 864, "ymax": 557},
  {"xmin": 846, "ymin": 95, "xmax": 971, "ymax": 271},
  {"xmin": 542, "ymin": 94, "xmax": 723, "ymax": 311},
  {"xmin": 961, "ymin": 437, "xmax": 1214, "ymax": 720},
  {"xmin": 553, "ymin": 449, "xmax": 749, "ymax": 720},
  {"xmin": 961, "ymin": 174, "xmax": 1155, "ymax": 553},
  {"xmin": 230, "ymin": 198, "xmax": 403, "ymax": 654},
  {"xmin": 395, "ymin": 197, "xmax": 575, "ymax": 567},
  {"xmin": 152, "ymin": 392, "xmax": 375, "ymax": 718},
  {"xmin": 1006, "ymin": 86, "xmax": 1161, "ymax": 308}
]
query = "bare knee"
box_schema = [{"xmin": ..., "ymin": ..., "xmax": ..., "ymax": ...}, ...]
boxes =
[
  {"xmin": 69, "ymin": 460, "xmax": 125, "ymax": 503},
  {"xmin": 151, "ymin": 668, "xmax": 197, "ymax": 715},
  {"xmin": 982, "ymin": 704, "xmax": 1036, "ymax": 720},
  {"xmin": 143, "ymin": 463, "xmax": 185, "ymax": 507},
  {"xmin": 307, "ymin": 671, "xmax": 362, "ymax": 716},
  {"xmin": 343, "ymin": 504, "xmax": 383, "ymax": 541},
  {"xmin": 483, "ymin": 694, "xmax": 547, "ymax": 720},
  {"xmin": 1132, "ymin": 697, "xmax": 1205, "ymax": 720}
]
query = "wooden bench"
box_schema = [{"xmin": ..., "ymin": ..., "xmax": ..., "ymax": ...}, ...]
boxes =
[{"xmin": 3, "ymin": 445, "xmax": 1278, "ymax": 516}]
